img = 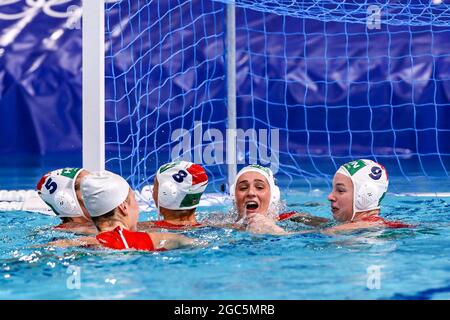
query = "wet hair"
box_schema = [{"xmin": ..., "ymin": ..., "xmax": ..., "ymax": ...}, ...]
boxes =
[
  {"xmin": 170, "ymin": 208, "xmax": 196, "ymax": 216},
  {"xmin": 91, "ymin": 209, "xmax": 116, "ymax": 230}
]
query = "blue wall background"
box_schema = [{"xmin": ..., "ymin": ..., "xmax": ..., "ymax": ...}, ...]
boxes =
[{"xmin": 0, "ymin": 0, "xmax": 449, "ymax": 189}]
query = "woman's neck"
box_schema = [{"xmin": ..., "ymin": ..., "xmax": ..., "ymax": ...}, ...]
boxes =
[
  {"xmin": 96, "ymin": 219, "xmax": 130, "ymax": 232},
  {"xmin": 62, "ymin": 216, "xmax": 93, "ymax": 225},
  {"xmin": 353, "ymin": 210, "xmax": 380, "ymax": 222},
  {"xmin": 159, "ymin": 208, "xmax": 198, "ymax": 225}
]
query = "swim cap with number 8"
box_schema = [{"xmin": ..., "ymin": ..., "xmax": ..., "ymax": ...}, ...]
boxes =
[{"xmin": 156, "ymin": 161, "xmax": 208, "ymax": 210}]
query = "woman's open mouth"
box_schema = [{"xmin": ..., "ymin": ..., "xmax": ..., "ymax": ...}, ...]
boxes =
[{"xmin": 245, "ymin": 201, "xmax": 259, "ymax": 212}]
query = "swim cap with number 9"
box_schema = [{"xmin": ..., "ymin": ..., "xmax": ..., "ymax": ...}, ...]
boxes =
[{"xmin": 336, "ymin": 159, "xmax": 389, "ymax": 218}]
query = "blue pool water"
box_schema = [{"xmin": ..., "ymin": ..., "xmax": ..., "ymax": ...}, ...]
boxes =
[{"xmin": 1, "ymin": 188, "xmax": 450, "ymax": 299}]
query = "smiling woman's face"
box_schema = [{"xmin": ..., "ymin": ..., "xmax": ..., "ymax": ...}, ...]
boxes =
[{"xmin": 235, "ymin": 172, "xmax": 271, "ymax": 219}]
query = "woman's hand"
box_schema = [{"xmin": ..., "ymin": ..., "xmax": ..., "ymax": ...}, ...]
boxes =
[{"xmin": 245, "ymin": 212, "xmax": 290, "ymax": 235}]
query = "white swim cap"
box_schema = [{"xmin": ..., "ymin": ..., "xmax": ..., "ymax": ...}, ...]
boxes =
[
  {"xmin": 36, "ymin": 168, "xmax": 85, "ymax": 218},
  {"xmin": 81, "ymin": 171, "xmax": 130, "ymax": 217},
  {"xmin": 336, "ymin": 159, "xmax": 389, "ymax": 220},
  {"xmin": 156, "ymin": 161, "xmax": 208, "ymax": 210},
  {"xmin": 230, "ymin": 164, "xmax": 281, "ymax": 206}
]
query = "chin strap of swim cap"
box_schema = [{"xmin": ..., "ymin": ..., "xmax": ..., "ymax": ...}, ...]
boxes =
[
  {"xmin": 230, "ymin": 164, "xmax": 280, "ymax": 207},
  {"xmin": 337, "ymin": 159, "xmax": 389, "ymax": 221},
  {"xmin": 36, "ymin": 168, "xmax": 85, "ymax": 218},
  {"xmin": 156, "ymin": 161, "xmax": 208, "ymax": 211}
]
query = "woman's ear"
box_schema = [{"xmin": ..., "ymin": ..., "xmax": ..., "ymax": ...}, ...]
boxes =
[{"xmin": 117, "ymin": 201, "xmax": 129, "ymax": 216}]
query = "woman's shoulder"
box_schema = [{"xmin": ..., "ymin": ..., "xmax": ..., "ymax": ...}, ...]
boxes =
[
  {"xmin": 53, "ymin": 223, "xmax": 98, "ymax": 235},
  {"xmin": 359, "ymin": 215, "xmax": 413, "ymax": 228}
]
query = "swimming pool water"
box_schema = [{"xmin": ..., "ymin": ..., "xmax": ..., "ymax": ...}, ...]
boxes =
[{"xmin": 1, "ymin": 191, "xmax": 449, "ymax": 300}]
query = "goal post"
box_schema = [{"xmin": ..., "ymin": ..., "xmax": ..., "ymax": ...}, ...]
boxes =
[
  {"xmin": 82, "ymin": 0, "xmax": 105, "ymax": 172},
  {"xmin": 226, "ymin": 2, "xmax": 237, "ymax": 191}
]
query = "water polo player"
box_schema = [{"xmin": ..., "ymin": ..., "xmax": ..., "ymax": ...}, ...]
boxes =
[
  {"xmin": 231, "ymin": 161, "xmax": 411, "ymax": 235},
  {"xmin": 228, "ymin": 164, "xmax": 299, "ymax": 234},
  {"xmin": 36, "ymin": 168, "xmax": 97, "ymax": 234},
  {"xmin": 138, "ymin": 161, "xmax": 209, "ymax": 231},
  {"xmin": 323, "ymin": 159, "xmax": 412, "ymax": 234},
  {"xmin": 47, "ymin": 171, "xmax": 198, "ymax": 251}
]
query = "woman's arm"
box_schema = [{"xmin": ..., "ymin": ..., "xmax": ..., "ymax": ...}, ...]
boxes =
[
  {"xmin": 44, "ymin": 236, "xmax": 100, "ymax": 248},
  {"xmin": 320, "ymin": 221, "xmax": 384, "ymax": 235},
  {"xmin": 287, "ymin": 212, "xmax": 330, "ymax": 227},
  {"xmin": 148, "ymin": 232, "xmax": 205, "ymax": 250}
]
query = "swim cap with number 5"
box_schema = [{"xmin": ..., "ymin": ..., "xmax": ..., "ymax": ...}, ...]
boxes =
[{"xmin": 36, "ymin": 168, "xmax": 85, "ymax": 218}]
